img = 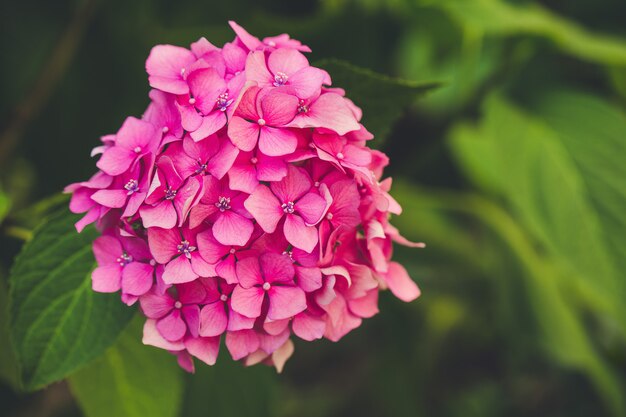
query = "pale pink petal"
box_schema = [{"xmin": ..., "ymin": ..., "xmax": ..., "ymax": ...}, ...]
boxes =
[
  {"xmin": 90, "ymin": 189, "xmax": 128, "ymax": 208},
  {"xmin": 272, "ymin": 339, "xmax": 294, "ymax": 373},
  {"xmin": 268, "ymin": 49, "xmax": 308, "ymax": 77},
  {"xmin": 244, "ymin": 51, "xmax": 272, "ymax": 87},
  {"xmin": 146, "ymin": 44, "xmax": 196, "ymax": 94},
  {"xmin": 190, "ymin": 111, "xmax": 227, "ymax": 141},
  {"xmin": 225, "ymin": 329, "xmax": 260, "ymax": 360},
  {"xmin": 384, "ymin": 262, "xmax": 420, "ymax": 302},
  {"xmin": 289, "ymin": 93, "xmax": 360, "ymax": 135},
  {"xmin": 96, "ymin": 146, "xmax": 134, "ymax": 176},
  {"xmin": 199, "ymin": 302, "xmax": 228, "ymax": 337},
  {"xmin": 227, "ymin": 307, "xmax": 256, "ymax": 331},
  {"xmin": 243, "ymin": 185, "xmax": 282, "ymax": 233},
  {"xmin": 288, "ymin": 67, "xmax": 327, "ymax": 99},
  {"xmin": 140, "ymin": 200, "xmax": 177, "ymax": 229},
  {"xmin": 348, "ymin": 290, "xmax": 379, "ymax": 318},
  {"xmin": 212, "ymin": 211, "xmax": 253, "ymax": 246},
  {"xmin": 231, "ymin": 285, "xmax": 265, "ymax": 318},
  {"xmin": 267, "ymin": 286, "xmax": 306, "ymax": 320},
  {"xmin": 143, "ymin": 319, "xmax": 185, "ymax": 351},
  {"xmin": 283, "ymin": 215, "xmax": 318, "ymax": 253},
  {"xmin": 296, "ymin": 267, "xmax": 322, "ymax": 292},
  {"xmin": 190, "ymin": 252, "xmax": 214, "ymax": 277}
]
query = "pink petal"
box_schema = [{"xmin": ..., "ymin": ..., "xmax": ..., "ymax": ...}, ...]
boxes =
[
  {"xmin": 258, "ymin": 127, "xmax": 298, "ymax": 157},
  {"xmin": 225, "ymin": 329, "xmax": 260, "ymax": 360},
  {"xmin": 146, "ymin": 44, "xmax": 196, "ymax": 94},
  {"xmin": 272, "ymin": 339, "xmax": 294, "ymax": 373},
  {"xmin": 244, "ymin": 51, "xmax": 272, "ymax": 87},
  {"xmin": 185, "ymin": 336, "xmax": 220, "ymax": 366},
  {"xmin": 190, "ymin": 111, "xmax": 227, "ymax": 141},
  {"xmin": 348, "ymin": 290, "xmax": 379, "ymax": 318},
  {"xmin": 290, "ymin": 93, "xmax": 360, "ymax": 135},
  {"xmin": 288, "ymin": 67, "xmax": 327, "ymax": 99},
  {"xmin": 292, "ymin": 313, "xmax": 326, "ymax": 341},
  {"xmin": 243, "ymin": 185, "xmax": 283, "ymax": 233},
  {"xmin": 147, "ymin": 227, "xmax": 180, "ymax": 263},
  {"xmin": 162, "ymin": 256, "xmax": 198, "ymax": 284},
  {"xmin": 96, "ymin": 146, "xmax": 134, "ymax": 176},
  {"xmin": 93, "ymin": 235, "xmax": 123, "ymax": 264},
  {"xmin": 207, "ymin": 139, "xmax": 239, "ymax": 179},
  {"xmin": 267, "ymin": 286, "xmax": 306, "ymax": 321},
  {"xmin": 121, "ymin": 262, "xmax": 154, "ymax": 296},
  {"xmin": 259, "ymin": 253, "xmax": 295, "ymax": 284},
  {"xmin": 156, "ymin": 309, "xmax": 187, "ymax": 341},
  {"xmin": 116, "ymin": 116, "xmax": 159, "ymax": 151},
  {"xmin": 270, "ymin": 165, "xmax": 311, "ymax": 202},
  {"xmin": 182, "ymin": 304, "xmax": 200, "ymax": 337},
  {"xmin": 187, "ymin": 68, "xmax": 225, "ymax": 114},
  {"xmin": 140, "ymin": 200, "xmax": 177, "ymax": 229},
  {"xmin": 384, "ymin": 262, "xmax": 420, "ymax": 302},
  {"xmin": 140, "ymin": 292, "xmax": 174, "ymax": 319},
  {"xmin": 212, "ymin": 211, "xmax": 254, "ymax": 247},
  {"xmin": 190, "ymin": 252, "xmax": 214, "ymax": 277},
  {"xmin": 173, "ymin": 177, "xmax": 203, "ymax": 227},
  {"xmin": 196, "ymin": 230, "xmax": 230, "ymax": 263},
  {"xmin": 90, "ymin": 189, "xmax": 128, "ymax": 208},
  {"xmin": 256, "ymin": 153, "xmax": 287, "ymax": 181},
  {"xmin": 283, "ymin": 214, "xmax": 318, "ymax": 253},
  {"xmin": 92, "ymin": 265, "xmax": 122, "ymax": 293},
  {"xmin": 296, "ymin": 192, "xmax": 327, "ymax": 225},
  {"xmin": 296, "ymin": 266, "xmax": 322, "ymax": 292},
  {"xmin": 143, "ymin": 319, "xmax": 185, "ymax": 351},
  {"xmin": 267, "ymin": 49, "xmax": 308, "ymax": 77},
  {"xmin": 235, "ymin": 257, "xmax": 264, "ymax": 288},
  {"xmin": 199, "ymin": 302, "xmax": 228, "ymax": 337},
  {"xmin": 231, "ymin": 285, "xmax": 265, "ymax": 318},
  {"xmin": 216, "ymin": 256, "xmax": 238, "ymax": 285},
  {"xmin": 228, "ymin": 116, "xmax": 259, "ymax": 152},
  {"xmin": 228, "ymin": 163, "xmax": 258, "ymax": 194},
  {"xmin": 260, "ymin": 90, "xmax": 298, "ymax": 126}
]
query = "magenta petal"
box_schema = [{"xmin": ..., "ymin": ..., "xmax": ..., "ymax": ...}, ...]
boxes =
[
  {"xmin": 182, "ymin": 304, "xmax": 200, "ymax": 338},
  {"xmin": 212, "ymin": 211, "xmax": 253, "ymax": 247},
  {"xmin": 267, "ymin": 286, "xmax": 306, "ymax": 321},
  {"xmin": 163, "ymin": 256, "xmax": 198, "ymax": 284},
  {"xmin": 121, "ymin": 262, "xmax": 153, "ymax": 296},
  {"xmin": 140, "ymin": 200, "xmax": 177, "ymax": 229},
  {"xmin": 190, "ymin": 252, "xmax": 214, "ymax": 277},
  {"xmin": 258, "ymin": 127, "xmax": 298, "ymax": 157},
  {"xmin": 296, "ymin": 192, "xmax": 327, "ymax": 225},
  {"xmin": 292, "ymin": 313, "xmax": 326, "ymax": 341},
  {"xmin": 216, "ymin": 256, "xmax": 238, "ymax": 285},
  {"xmin": 384, "ymin": 262, "xmax": 420, "ymax": 302},
  {"xmin": 296, "ymin": 266, "xmax": 322, "ymax": 292},
  {"xmin": 156, "ymin": 309, "xmax": 187, "ymax": 341},
  {"xmin": 256, "ymin": 154, "xmax": 287, "ymax": 181},
  {"xmin": 143, "ymin": 319, "xmax": 185, "ymax": 351},
  {"xmin": 227, "ymin": 307, "xmax": 256, "ymax": 331},
  {"xmin": 96, "ymin": 146, "xmax": 134, "ymax": 176},
  {"xmin": 207, "ymin": 140, "xmax": 239, "ymax": 179},
  {"xmin": 91, "ymin": 189, "xmax": 128, "ymax": 208},
  {"xmin": 243, "ymin": 185, "xmax": 282, "ymax": 233},
  {"xmin": 186, "ymin": 336, "xmax": 220, "ymax": 366},
  {"xmin": 147, "ymin": 227, "xmax": 181, "ymax": 263},
  {"xmin": 270, "ymin": 165, "xmax": 311, "ymax": 202},
  {"xmin": 228, "ymin": 163, "xmax": 258, "ymax": 193},
  {"xmin": 196, "ymin": 230, "xmax": 229, "ymax": 264},
  {"xmin": 231, "ymin": 285, "xmax": 265, "ymax": 318},
  {"xmin": 235, "ymin": 257, "xmax": 264, "ymax": 288},
  {"xmin": 199, "ymin": 302, "xmax": 228, "ymax": 337},
  {"xmin": 284, "ymin": 215, "xmax": 318, "ymax": 253},
  {"xmin": 225, "ymin": 329, "xmax": 260, "ymax": 360},
  {"xmin": 146, "ymin": 44, "xmax": 195, "ymax": 94},
  {"xmin": 259, "ymin": 253, "xmax": 295, "ymax": 284},
  {"xmin": 140, "ymin": 292, "xmax": 174, "ymax": 318},
  {"xmin": 93, "ymin": 235, "xmax": 123, "ymax": 264},
  {"xmin": 260, "ymin": 90, "xmax": 298, "ymax": 126},
  {"xmin": 92, "ymin": 265, "xmax": 122, "ymax": 293},
  {"xmin": 190, "ymin": 112, "xmax": 226, "ymax": 141},
  {"xmin": 228, "ymin": 116, "xmax": 259, "ymax": 152}
]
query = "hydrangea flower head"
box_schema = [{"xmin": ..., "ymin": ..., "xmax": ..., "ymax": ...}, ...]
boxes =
[{"xmin": 66, "ymin": 21, "xmax": 424, "ymax": 373}]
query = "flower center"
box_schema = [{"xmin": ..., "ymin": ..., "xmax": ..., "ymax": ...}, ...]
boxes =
[
  {"xmin": 281, "ymin": 201, "xmax": 295, "ymax": 214},
  {"xmin": 215, "ymin": 196, "xmax": 231, "ymax": 212},
  {"xmin": 336, "ymin": 152, "xmax": 344, "ymax": 160},
  {"xmin": 134, "ymin": 146, "xmax": 142, "ymax": 154},
  {"xmin": 229, "ymin": 248, "xmax": 236, "ymax": 254},
  {"xmin": 116, "ymin": 252, "xmax": 133, "ymax": 267},
  {"xmin": 189, "ymin": 97, "xmax": 196, "ymax": 105},
  {"xmin": 297, "ymin": 99, "xmax": 309, "ymax": 114},
  {"xmin": 177, "ymin": 240, "xmax": 196, "ymax": 259},
  {"xmin": 195, "ymin": 159, "xmax": 208, "ymax": 174},
  {"xmin": 262, "ymin": 282, "xmax": 271, "ymax": 291},
  {"xmin": 220, "ymin": 294, "xmax": 228, "ymax": 302},
  {"xmin": 174, "ymin": 301, "xmax": 182, "ymax": 309},
  {"xmin": 273, "ymin": 72, "xmax": 289, "ymax": 87},
  {"xmin": 326, "ymin": 212, "xmax": 334, "ymax": 220},
  {"xmin": 164, "ymin": 186, "xmax": 177, "ymax": 200},
  {"xmin": 282, "ymin": 250, "xmax": 295, "ymax": 263},
  {"xmin": 124, "ymin": 179, "xmax": 139, "ymax": 195},
  {"xmin": 250, "ymin": 157, "xmax": 258, "ymax": 164},
  {"xmin": 216, "ymin": 92, "xmax": 233, "ymax": 112},
  {"xmin": 257, "ymin": 118, "xmax": 266, "ymax": 126}
]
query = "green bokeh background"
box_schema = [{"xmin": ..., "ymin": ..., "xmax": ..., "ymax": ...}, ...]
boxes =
[{"xmin": 1, "ymin": 0, "xmax": 626, "ymax": 416}]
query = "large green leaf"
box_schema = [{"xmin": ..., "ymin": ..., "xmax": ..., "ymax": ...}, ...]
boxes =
[
  {"xmin": 0, "ymin": 279, "xmax": 19, "ymax": 388},
  {"xmin": 432, "ymin": 0, "xmax": 626, "ymax": 67},
  {"xmin": 315, "ymin": 59, "xmax": 440, "ymax": 146},
  {"xmin": 68, "ymin": 316, "xmax": 183, "ymax": 417},
  {"xmin": 8, "ymin": 208, "xmax": 135, "ymax": 390}
]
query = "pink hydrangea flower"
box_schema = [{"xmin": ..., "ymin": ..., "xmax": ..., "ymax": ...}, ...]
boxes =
[{"xmin": 66, "ymin": 21, "xmax": 424, "ymax": 373}]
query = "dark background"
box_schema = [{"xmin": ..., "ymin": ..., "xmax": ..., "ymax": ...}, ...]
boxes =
[{"xmin": 1, "ymin": 0, "xmax": 626, "ymax": 416}]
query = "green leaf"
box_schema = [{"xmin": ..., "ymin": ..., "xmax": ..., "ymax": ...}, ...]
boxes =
[
  {"xmin": 432, "ymin": 0, "xmax": 626, "ymax": 67},
  {"xmin": 9, "ymin": 208, "xmax": 135, "ymax": 390},
  {"xmin": 315, "ymin": 59, "xmax": 440, "ymax": 146},
  {"xmin": 0, "ymin": 278, "xmax": 19, "ymax": 388},
  {"xmin": 68, "ymin": 316, "xmax": 183, "ymax": 417},
  {"xmin": 0, "ymin": 185, "xmax": 10, "ymax": 224}
]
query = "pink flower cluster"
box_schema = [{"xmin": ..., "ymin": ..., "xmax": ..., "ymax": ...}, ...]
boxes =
[{"xmin": 66, "ymin": 22, "xmax": 424, "ymax": 372}]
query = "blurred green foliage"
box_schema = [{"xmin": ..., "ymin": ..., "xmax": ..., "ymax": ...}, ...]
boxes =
[{"xmin": 1, "ymin": 0, "xmax": 625, "ymax": 416}]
